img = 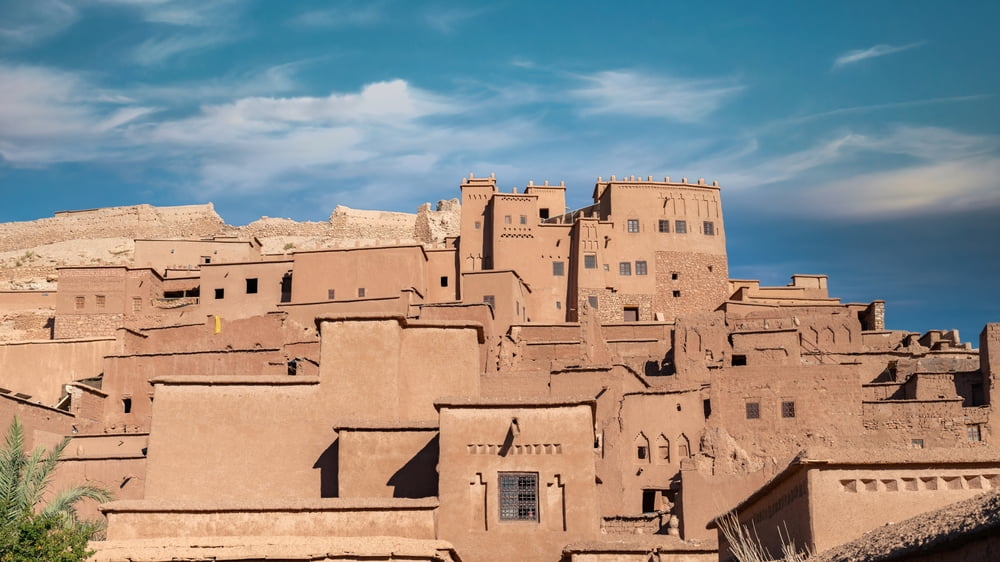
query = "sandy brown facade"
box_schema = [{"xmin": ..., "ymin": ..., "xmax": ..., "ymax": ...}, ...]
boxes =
[{"xmin": 0, "ymin": 174, "xmax": 995, "ymax": 561}]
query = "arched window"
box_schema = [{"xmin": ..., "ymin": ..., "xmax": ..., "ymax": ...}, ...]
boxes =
[
  {"xmin": 634, "ymin": 432, "xmax": 650, "ymax": 463},
  {"xmin": 677, "ymin": 433, "xmax": 691, "ymax": 459},
  {"xmin": 655, "ymin": 434, "xmax": 670, "ymax": 464}
]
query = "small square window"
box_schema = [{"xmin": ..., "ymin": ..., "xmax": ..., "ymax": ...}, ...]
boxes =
[
  {"xmin": 672, "ymin": 290, "xmax": 681, "ymax": 297},
  {"xmin": 75, "ymin": 296, "xmax": 85, "ymax": 309},
  {"xmin": 624, "ymin": 307, "xmax": 639, "ymax": 322},
  {"xmin": 556, "ymin": 301, "xmax": 562, "ymax": 310},
  {"xmin": 782, "ymin": 401, "xmax": 796, "ymax": 418},
  {"xmin": 132, "ymin": 297, "xmax": 142, "ymax": 312},
  {"xmin": 483, "ymin": 295, "xmax": 495, "ymax": 308},
  {"xmin": 504, "ymin": 215, "xmax": 512, "ymax": 224},
  {"xmin": 636, "ymin": 446, "xmax": 647, "ymax": 460},
  {"xmin": 658, "ymin": 220, "xmax": 670, "ymax": 233},
  {"xmin": 499, "ymin": 472, "xmax": 538, "ymax": 522},
  {"xmin": 553, "ymin": 261, "xmax": 565, "ymax": 276},
  {"xmin": 440, "ymin": 276, "xmax": 449, "ymax": 287},
  {"xmin": 911, "ymin": 439, "xmax": 924, "ymax": 449},
  {"xmin": 357, "ymin": 287, "xmax": 366, "ymax": 298},
  {"xmin": 328, "ymin": 289, "xmax": 336, "ymax": 300},
  {"xmin": 627, "ymin": 219, "xmax": 640, "ymax": 233},
  {"xmin": 122, "ymin": 397, "xmax": 132, "ymax": 414},
  {"xmin": 539, "ymin": 208, "xmax": 550, "ymax": 219},
  {"xmin": 746, "ymin": 402, "xmax": 760, "ymax": 419},
  {"xmin": 584, "ymin": 254, "xmax": 597, "ymax": 269},
  {"xmin": 732, "ymin": 354, "xmax": 747, "ymax": 366},
  {"xmin": 474, "ymin": 221, "xmax": 481, "ymax": 230},
  {"xmin": 588, "ymin": 296, "xmax": 599, "ymax": 309},
  {"xmin": 201, "ymin": 256, "xmax": 212, "ymax": 264},
  {"xmin": 245, "ymin": 278, "xmax": 258, "ymax": 294},
  {"xmin": 215, "ymin": 288, "xmax": 224, "ymax": 300},
  {"xmin": 671, "ymin": 272, "xmax": 679, "ymax": 280},
  {"xmin": 635, "ymin": 261, "xmax": 647, "ymax": 276},
  {"xmin": 619, "ymin": 262, "xmax": 632, "ymax": 276},
  {"xmin": 968, "ymin": 424, "xmax": 982, "ymax": 442},
  {"xmin": 519, "ymin": 215, "xmax": 527, "ymax": 225},
  {"xmin": 96, "ymin": 295, "xmax": 106, "ymax": 308},
  {"xmin": 675, "ymin": 220, "xmax": 687, "ymax": 234},
  {"xmin": 703, "ymin": 221, "xmax": 715, "ymax": 235}
]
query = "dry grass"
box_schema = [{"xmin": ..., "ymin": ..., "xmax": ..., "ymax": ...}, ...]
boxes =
[{"xmin": 718, "ymin": 511, "xmax": 811, "ymax": 562}]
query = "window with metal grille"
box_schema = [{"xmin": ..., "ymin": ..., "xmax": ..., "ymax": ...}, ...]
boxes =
[
  {"xmin": 499, "ymin": 472, "xmax": 538, "ymax": 521},
  {"xmin": 520, "ymin": 215, "xmax": 527, "ymax": 225},
  {"xmin": 75, "ymin": 296, "xmax": 84, "ymax": 309},
  {"xmin": 675, "ymin": 220, "xmax": 687, "ymax": 234},
  {"xmin": 552, "ymin": 261, "xmax": 565, "ymax": 276},
  {"xmin": 703, "ymin": 221, "xmax": 715, "ymax": 235},
  {"xmin": 635, "ymin": 261, "xmax": 647, "ymax": 275},
  {"xmin": 627, "ymin": 219, "xmax": 640, "ymax": 233},
  {"xmin": 584, "ymin": 254, "xmax": 597, "ymax": 269},
  {"xmin": 619, "ymin": 262, "xmax": 631, "ymax": 276},
  {"xmin": 781, "ymin": 401, "xmax": 796, "ymax": 418},
  {"xmin": 96, "ymin": 295, "xmax": 106, "ymax": 308},
  {"xmin": 132, "ymin": 297, "xmax": 142, "ymax": 312},
  {"xmin": 968, "ymin": 424, "xmax": 982, "ymax": 442},
  {"xmin": 658, "ymin": 220, "xmax": 670, "ymax": 233},
  {"xmin": 327, "ymin": 289, "xmax": 335, "ymax": 300},
  {"xmin": 357, "ymin": 287, "xmax": 366, "ymax": 298},
  {"xmin": 483, "ymin": 295, "xmax": 495, "ymax": 308},
  {"xmin": 746, "ymin": 402, "xmax": 760, "ymax": 419},
  {"xmin": 588, "ymin": 296, "xmax": 598, "ymax": 309}
]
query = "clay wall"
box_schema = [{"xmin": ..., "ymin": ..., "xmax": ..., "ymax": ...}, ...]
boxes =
[
  {"xmin": 120, "ymin": 314, "xmax": 295, "ymax": 356},
  {"xmin": 0, "ymin": 290, "xmax": 55, "ymax": 311},
  {"xmin": 336, "ymin": 426, "xmax": 438, "ymax": 499},
  {"xmin": 719, "ymin": 469, "xmax": 812, "ymax": 561},
  {"xmin": 730, "ymin": 329, "xmax": 802, "ymax": 367},
  {"xmin": 0, "ymin": 394, "xmax": 74, "ymax": 449},
  {"xmin": 143, "ymin": 378, "xmax": 326, "ymax": 501},
  {"xmin": 317, "ymin": 317, "xmax": 482, "ymax": 423},
  {"xmin": 680, "ymin": 468, "xmax": 767, "ymax": 541},
  {"xmin": 810, "ymin": 465, "xmax": 1000, "ymax": 553},
  {"xmin": 101, "ymin": 498, "xmax": 439, "ymax": 541},
  {"xmin": 0, "ymin": 337, "xmax": 115, "ymax": 405},
  {"xmin": 291, "ymin": 246, "xmax": 427, "ymax": 305},
  {"xmin": 54, "ymin": 433, "xmax": 148, "ymax": 519},
  {"xmin": 861, "ymin": 399, "xmax": 987, "ymax": 448},
  {"xmin": 436, "ymin": 401, "xmax": 599, "ymax": 562},
  {"xmin": 457, "ymin": 175, "xmax": 497, "ymax": 273},
  {"xmin": 200, "ymin": 259, "xmax": 293, "ymax": 320},
  {"xmin": 133, "ymin": 238, "xmax": 260, "ymax": 272},
  {"xmin": 460, "ymin": 270, "xmax": 528, "ymax": 336},
  {"xmin": 424, "ymin": 248, "xmax": 458, "ymax": 303},
  {"xmin": 711, "ymin": 365, "xmax": 864, "ymax": 458},
  {"xmin": 280, "ymin": 296, "xmax": 412, "ymax": 330}
]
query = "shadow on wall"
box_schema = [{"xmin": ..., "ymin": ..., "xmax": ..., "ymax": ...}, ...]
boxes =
[
  {"xmin": 388, "ymin": 435, "xmax": 439, "ymax": 498},
  {"xmin": 314, "ymin": 439, "xmax": 339, "ymax": 498}
]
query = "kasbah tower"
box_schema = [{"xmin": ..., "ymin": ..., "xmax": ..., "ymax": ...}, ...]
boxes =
[{"xmin": 0, "ymin": 172, "xmax": 997, "ymax": 562}]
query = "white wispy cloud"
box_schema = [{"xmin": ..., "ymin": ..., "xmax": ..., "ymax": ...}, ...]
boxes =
[
  {"xmin": 0, "ymin": 0, "xmax": 77, "ymax": 47},
  {"xmin": 93, "ymin": 0, "xmax": 241, "ymax": 26},
  {"xmin": 288, "ymin": 1, "xmax": 387, "ymax": 28},
  {"xmin": 0, "ymin": 63, "xmax": 152, "ymax": 163},
  {"xmin": 131, "ymin": 32, "xmax": 237, "ymax": 65},
  {"xmin": 422, "ymin": 5, "xmax": 491, "ymax": 33},
  {"xmin": 832, "ymin": 42, "xmax": 924, "ymax": 69},
  {"xmin": 570, "ymin": 70, "xmax": 743, "ymax": 122}
]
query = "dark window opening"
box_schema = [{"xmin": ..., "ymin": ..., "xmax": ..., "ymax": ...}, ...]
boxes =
[
  {"xmin": 357, "ymin": 287, "xmax": 366, "ymax": 298},
  {"xmin": 163, "ymin": 290, "xmax": 185, "ymax": 299},
  {"xmin": 658, "ymin": 220, "xmax": 670, "ymax": 233},
  {"xmin": 474, "ymin": 221, "xmax": 481, "ymax": 230},
  {"xmin": 214, "ymin": 288, "xmax": 224, "ymax": 300},
  {"xmin": 671, "ymin": 272, "xmax": 679, "ymax": 280},
  {"xmin": 556, "ymin": 301, "xmax": 562, "ymax": 310},
  {"xmin": 703, "ymin": 399, "xmax": 712, "ymax": 418},
  {"xmin": 672, "ymin": 290, "xmax": 681, "ymax": 297},
  {"xmin": 732, "ymin": 354, "xmax": 747, "ymax": 366},
  {"xmin": 519, "ymin": 215, "xmax": 527, "ymax": 225},
  {"xmin": 328, "ymin": 289, "xmax": 335, "ymax": 300},
  {"xmin": 782, "ymin": 401, "xmax": 796, "ymax": 418},
  {"xmin": 499, "ymin": 472, "xmax": 538, "ymax": 522},
  {"xmin": 970, "ymin": 383, "xmax": 985, "ymax": 406},
  {"xmin": 287, "ymin": 359, "xmax": 297, "ymax": 376},
  {"xmin": 624, "ymin": 307, "xmax": 639, "ymax": 322},
  {"xmin": 703, "ymin": 221, "xmax": 715, "ymax": 235},
  {"xmin": 642, "ymin": 490, "xmax": 657, "ymax": 513},
  {"xmin": 245, "ymin": 278, "xmax": 258, "ymax": 294},
  {"xmin": 746, "ymin": 402, "xmax": 760, "ymax": 419},
  {"xmin": 539, "ymin": 208, "xmax": 550, "ymax": 219},
  {"xmin": 280, "ymin": 273, "xmax": 292, "ymax": 303},
  {"xmin": 122, "ymin": 398, "xmax": 132, "ymax": 414},
  {"xmin": 483, "ymin": 295, "xmax": 495, "ymax": 308},
  {"xmin": 440, "ymin": 276, "xmax": 449, "ymax": 287},
  {"xmin": 201, "ymin": 256, "xmax": 211, "ymax": 264}
]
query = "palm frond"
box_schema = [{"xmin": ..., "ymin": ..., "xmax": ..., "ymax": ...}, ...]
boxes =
[{"xmin": 41, "ymin": 485, "xmax": 113, "ymax": 524}]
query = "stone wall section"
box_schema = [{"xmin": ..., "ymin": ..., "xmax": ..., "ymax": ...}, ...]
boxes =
[
  {"xmin": 654, "ymin": 251, "xmax": 729, "ymax": 323},
  {"xmin": 54, "ymin": 313, "xmax": 123, "ymax": 339}
]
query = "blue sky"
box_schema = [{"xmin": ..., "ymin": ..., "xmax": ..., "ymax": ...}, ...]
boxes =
[{"xmin": 1, "ymin": 1, "xmax": 998, "ymax": 341}]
